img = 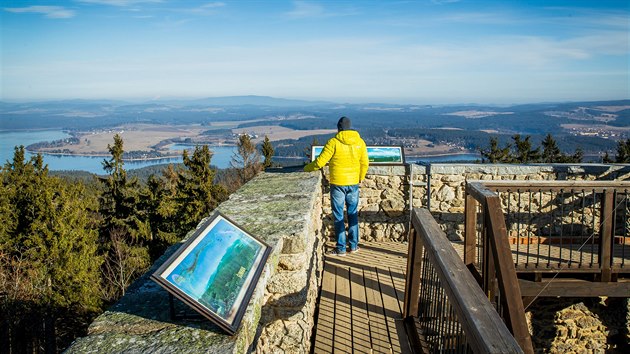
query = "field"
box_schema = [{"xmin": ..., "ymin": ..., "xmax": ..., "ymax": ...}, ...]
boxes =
[
  {"xmin": 232, "ymin": 126, "xmax": 337, "ymax": 143},
  {"xmin": 31, "ymin": 122, "xmax": 474, "ymax": 157},
  {"xmin": 32, "ymin": 123, "xmax": 338, "ymax": 156},
  {"xmin": 36, "ymin": 124, "xmax": 208, "ymax": 156}
]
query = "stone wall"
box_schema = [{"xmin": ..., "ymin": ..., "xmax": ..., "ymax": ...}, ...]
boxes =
[
  {"xmin": 527, "ymin": 298, "xmax": 630, "ymax": 353},
  {"xmin": 65, "ymin": 171, "xmax": 325, "ymax": 354},
  {"xmin": 320, "ymin": 163, "xmax": 630, "ymax": 244},
  {"xmin": 424, "ymin": 163, "xmax": 630, "ymax": 241}
]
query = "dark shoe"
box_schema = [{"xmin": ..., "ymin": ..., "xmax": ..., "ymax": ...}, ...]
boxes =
[
  {"xmin": 326, "ymin": 249, "xmax": 346, "ymax": 257},
  {"xmin": 348, "ymin": 247, "xmax": 360, "ymax": 254}
]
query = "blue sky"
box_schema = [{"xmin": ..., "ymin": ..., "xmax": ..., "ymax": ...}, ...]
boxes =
[{"xmin": 1, "ymin": 0, "xmax": 628, "ymax": 104}]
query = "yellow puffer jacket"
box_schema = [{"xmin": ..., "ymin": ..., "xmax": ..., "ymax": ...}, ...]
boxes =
[{"xmin": 304, "ymin": 130, "xmax": 369, "ymax": 186}]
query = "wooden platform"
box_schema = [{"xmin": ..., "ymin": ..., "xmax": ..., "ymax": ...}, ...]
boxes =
[{"xmin": 312, "ymin": 241, "xmax": 413, "ymax": 354}]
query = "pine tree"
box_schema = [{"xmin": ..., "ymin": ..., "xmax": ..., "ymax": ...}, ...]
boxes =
[
  {"xmin": 141, "ymin": 171, "xmax": 180, "ymax": 260},
  {"xmin": 479, "ymin": 137, "xmax": 510, "ymax": 163},
  {"xmin": 614, "ymin": 139, "xmax": 630, "ymax": 163},
  {"xmin": 98, "ymin": 135, "xmax": 150, "ymax": 300},
  {"xmin": 39, "ymin": 178, "xmax": 103, "ymax": 309},
  {"xmin": 512, "ymin": 135, "xmax": 540, "ymax": 163},
  {"xmin": 1, "ymin": 146, "xmax": 103, "ymax": 351},
  {"xmin": 602, "ymin": 152, "xmax": 613, "ymax": 163},
  {"xmin": 541, "ymin": 134, "xmax": 562, "ymax": 163},
  {"xmin": 177, "ymin": 145, "xmax": 227, "ymax": 234},
  {"xmin": 261, "ymin": 135, "xmax": 274, "ymax": 169},
  {"xmin": 100, "ymin": 135, "xmax": 140, "ymax": 239},
  {"xmin": 568, "ymin": 147, "xmax": 583, "ymax": 163}
]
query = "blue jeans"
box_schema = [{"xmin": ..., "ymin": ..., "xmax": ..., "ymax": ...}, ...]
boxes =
[{"xmin": 330, "ymin": 184, "xmax": 359, "ymax": 253}]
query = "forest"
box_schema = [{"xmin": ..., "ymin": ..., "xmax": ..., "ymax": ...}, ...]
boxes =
[{"xmin": 0, "ymin": 133, "xmax": 272, "ymax": 353}]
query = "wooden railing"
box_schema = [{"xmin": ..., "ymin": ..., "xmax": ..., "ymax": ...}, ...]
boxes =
[
  {"xmin": 465, "ymin": 181, "xmax": 630, "ymax": 300},
  {"xmin": 404, "ymin": 208, "xmax": 526, "ymax": 354}
]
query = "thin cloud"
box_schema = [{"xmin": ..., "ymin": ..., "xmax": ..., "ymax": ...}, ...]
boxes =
[
  {"xmin": 178, "ymin": 2, "xmax": 226, "ymax": 15},
  {"xmin": 286, "ymin": 1, "xmax": 324, "ymax": 18},
  {"xmin": 285, "ymin": 1, "xmax": 358, "ymax": 19},
  {"xmin": 200, "ymin": 2, "xmax": 225, "ymax": 9},
  {"xmin": 431, "ymin": 0, "xmax": 461, "ymax": 4},
  {"xmin": 4, "ymin": 6, "xmax": 75, "ymax": 19},
  {"xmin": 77, "ymin": 0, "xmax": 163, "ymax": 6}
]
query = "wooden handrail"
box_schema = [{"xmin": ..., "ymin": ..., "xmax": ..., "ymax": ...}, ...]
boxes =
[
  {"xmin": 468, "ymin": 180, "xmax": 630, "ymax": 193},
  {"xmin": 465, "ymin": 183, "xmax": 537, "ymax": 353},
  {"xmin": 465, "ymin": 180, "xmax": 628, "ymax": 275},
  {"xmin": 408, "ymin": 208, "xmax": 524, "ymax": 354},
  {"xmin": 462, "ymin": 180, "xmax": 629, "ymax": 353},
  {"xmin": 483, "ymin": 197, "xmax": 534, "ymax": 353}
]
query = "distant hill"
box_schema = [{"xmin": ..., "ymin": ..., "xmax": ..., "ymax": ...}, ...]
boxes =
[
  {"xmin": 179, "ymin": 95, "xmax": 333, "ymax": 107},
  {"xmin": 1, "ymin": 97, "xmax": 628, "ymax": 157}
]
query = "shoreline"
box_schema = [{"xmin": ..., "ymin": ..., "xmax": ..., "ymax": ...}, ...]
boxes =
[
  {"xmin": 26, "ymin": 144, "xmax": 240, "ymax": 162},
  {"xmin": 25, "ymin": 149, "xmax": 183, "ymax": 162}
]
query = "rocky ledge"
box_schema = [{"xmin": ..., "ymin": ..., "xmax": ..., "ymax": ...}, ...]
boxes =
[{"xmin": 65, "ymin": 171, "xmax": 323, "ymax": 354}]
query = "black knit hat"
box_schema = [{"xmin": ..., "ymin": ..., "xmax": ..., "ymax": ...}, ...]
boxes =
[{"xmin": 337, "ymin": 116, "xmax": 351, "ymax": 131}]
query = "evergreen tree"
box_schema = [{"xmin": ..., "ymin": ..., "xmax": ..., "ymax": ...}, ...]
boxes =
[
  {"xmin": 1, "ymin": 146, "xmax": 103, "ymax": 351},
  {"xmin": 141, "ymin": 171, "xmax": 180, "ymax": 260},
  {"xmin": 614, "ymin": 139, "xmax": 630, "ymax": 163},
  {"xmin": 177, "ymin": 145, "xmax": 227, "ymax": 234},
  {"xmin": 99, "ymin": 134, "xmax": 149, "ymax": 243},
  {"xmin": 603, "ymin": 152, "xmax": 613, "ymax": 163},
  {"xmin": 568, "ymin": 147, "xmax": 583, "ymax": 163},
  {"xmin": 541, "ymin": 134, "xmax": 562, "ymax": 163},
  {"xmin": 261, "ymin": 135, "xmax": 274, "ymax": 169},
  {"xmin": 512, "ymin": 134, "xmax": 540, "ymax": 163},
  {"xmin": 481, "ymin": 135, "xmax": 583, "ymax": 164},
  {"xmin": 98, "ymin": 135, "xmax": 150, "ymax": 300},
  {"xmin": 479, "ymin": 137, "xmax": 510, "ymax": 163}
]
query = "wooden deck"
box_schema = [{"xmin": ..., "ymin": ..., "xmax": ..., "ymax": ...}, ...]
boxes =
[{"xmin": 313, "ymin": 241, "xmax": 413, "ymax": 354}]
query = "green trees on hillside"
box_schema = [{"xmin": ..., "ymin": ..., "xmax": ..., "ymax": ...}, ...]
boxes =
[
  {"xmin": 480, "ymin": 134, "xmax": 583, "ymax": 163},
  {"xmin": 603, "ymin": 139, "xmax": 630, "ymax": 163},
  {"xmin": 177, "ymin": 145, "xmax": 228, "ymax": 234},
  {"xmin": 1, "ymin": 146, "xmax": 103, "ymax": 351},
  {"xmin": 99, "ymin": 135, "xmax": 150, "ymax": 300},
  {"xmin": 0, "ymin": 136, "xmax": 233, "ymax": 352}
]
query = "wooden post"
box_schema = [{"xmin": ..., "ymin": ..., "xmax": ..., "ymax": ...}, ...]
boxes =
[
  {"xmin": 412, "ymin": 208, "xmax": 524, "ymax": 354},
  {"xmin": 600, "ymin": 190, "xmax": 614, "ymax": 282},
  {"xmin": 484, "ymin": 209, "xmax": 497, "ymax": 302},
  {"xmin": 464, "ymin": 192, "xmax": 478, "ymax": 266},
  {"xmin": 485, "ymin": 196, "xmax": 534, "ymax": 354},
  {"xmin": 403, "ymin": 227, "xmax": 423, "ymax": 318}
]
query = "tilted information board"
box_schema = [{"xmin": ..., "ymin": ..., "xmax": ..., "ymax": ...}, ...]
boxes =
[{"xmin": 151, "ymin": 211, "xmax": 271, "ymax": 335}]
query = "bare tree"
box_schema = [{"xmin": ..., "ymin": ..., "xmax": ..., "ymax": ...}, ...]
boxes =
[{"xmin": 101, "ymin": 228, "xmax": 149, "ymax": 301}]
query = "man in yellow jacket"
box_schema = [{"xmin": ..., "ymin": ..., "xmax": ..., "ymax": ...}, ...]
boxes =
[{"xmin": 304, "ymin": 117, "xmax": 369, "ymax": 256}]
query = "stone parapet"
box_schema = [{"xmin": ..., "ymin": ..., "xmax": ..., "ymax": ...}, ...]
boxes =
[
  {"xmin": 65, "ymin": 171, "xmax": 324, "ymax": 354},
  {"xmin": 321, "ymin": 163, "xmax": 629, "ymax": 243}
]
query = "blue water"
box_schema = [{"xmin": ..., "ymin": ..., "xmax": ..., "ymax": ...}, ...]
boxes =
[
  {"xmin": 1, "ymin": 130, "xmax": 479, "ymax": 174},
  {"xmin": 168, "ymin": 144, "xmax": 237, "ymax": 169},
  {"xmin": 0, "ymin": 131, "xmax": 237, "ymax": 174}
]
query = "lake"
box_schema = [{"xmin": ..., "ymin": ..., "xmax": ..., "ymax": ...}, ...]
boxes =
[
  {"xmin": 0, "ymin": 130, "xmax": 237, "ymax": 174},
  {"xmin": 1, "ymin": 130, "xmax": 480, "ymax": 174}
]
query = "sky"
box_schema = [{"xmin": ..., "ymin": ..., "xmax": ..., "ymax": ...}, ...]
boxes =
[{"xmin": 1, "ymin": 0, "xmax": 629, "ymax": 104}]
